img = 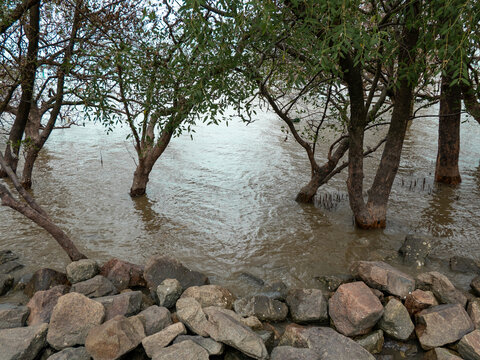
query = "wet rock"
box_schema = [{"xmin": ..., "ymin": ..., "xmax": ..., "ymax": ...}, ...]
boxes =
[
  {"xmin": 277, "ymin": 323, "xmax": 309, "ymax": 347},
  {"xmin": 0, "ymin": 260, "xmax": 23, "ymax": 274},
  {"xmin": 0, "ymin": 303, "xmax": 30, "ymax": 329},
  {"xmin": 0, "ymin": 323, "xmax": 49, "ymax": 360},
  {"xmin": 181, "ymin": 284, "xmax": 236, "ymax": 309},
  {"xmin": 405, "ymin": 289, "xmax": 438, "ymax": 315},
  {"xmin": 175, "ymin": 297, "xmax": 214, "ymax": 336},
  {"xmin": 258, "ymin": 281, "xmax": 288, "ymax": 301},
  {"xmin": 382, "ymin": 339, "xmax": 418, "ymax": 357},
  {"xmin": 94, "ymin": 290, "xmax": 142, "ymax": 321},
  {"xmin": 328, "ymin": 281, "xmax": 384, "ymax": 336},
  {"xmin": 204, "ymin": 307, "xmax": 268, "ymax": 360},
  {"xmin": 379, "ymin": 298, "xmax": 414, "ymax": 341},
  {"xmin": 241, "ymin": 316, "xmax": 263, "ymax": 330},
  {"xmin": 156, "ymin": 278, "xmax": 182, "ymax": 308},
  {"xmin": 270, "ymin": 346, "xmax": 321, "ymax": 360},
  {"xmin": 100, "ymin": 258, "xmax": 146, "ymax": 290},
  {"xmin": 471, "ymin": 276, "xmax": 480, "ymax": 297},
  {"xmin": 24, "ymin": 268, "xmax": 69, "ymax": 298},
  {"xmin": 47, "ymin": 292, "xmax": 105, "ymax": 350},
  {"xmin": 424, "ymin": 347, "xmax": 463, "ymax": 360},
  {"xmin": 355, "ymin": 329, "xmax": 384, "ymax": 354},
  {"xmin": 0, "ymin": 250, "xmax": 18, "ymax": 264},
  {"xmin": 70, "ymin": 275, "xmax": 118, "ymax": 298},
  {"xmin": 469, "ymin": 299, "xmax": 480, "ymax": 329},
  {"xmin": 233, "ymin": 295, "xmax": 288, "ymax": 322},
  {"xmin": 142, "ymin": 322, "xmax": 186, "ymax": 357},
  {"xmin": 0, "ymin": 273, "xmax": 14, "ymax": 295},
  {"xmin": 285, "ymin": 288, "xmax": 328, "ymax": 324},
  {"xmin": 47, "ymin": 347, "xmax": 90, "ymax": 360},
  {"xmin": 238, "ymin": 272, "xmax": 265, "ymax": 287},
  {"xmin": 450, "ymin": 256, "xmax": 480, "ymax": 274},
  {"xmin": 399, "ymin": 235, "xmax": 433, "ymax": 266},
  {"xmin": 415, "ymin": 304, "xmax": 474, "ymax": 350},
  {"xmin": 66, "ymin": 259, "xmax": 99, "ymax": 284},
  {"xmin": 458, "ymin": 329, "xmax": 480, "ymax": 360},
  {"xmin": 314, "ymin": 274, "xmax": 353, "ymax": 292},
  {"xmin": 149, "ymin": 340, "xmax": 209, "ymax": 360},
  {"xmin": 138, "ymin": 305, "xmax": 172, "ymax": 336},
  {"xmin": 417, "ymin": 271, "xmax": 467, "ymax": 307},
  {"xmin": 174, "ymin": 335, "xmax": 224, "ymax": 355},
  {"xmin": 26, "ymin": 285, "xmax": 68, "ymax": 326},
  {"xmin": 14, "ymin": 273, "xmax": 33, "ymax": 291},
  {"xmin": 85, "ymin": 315, "xmax": 145, "ymax": 360},
  {"xmin": 352, "ymin": 261, "xmax": 415, "ymax": 298},
  {"xmin": 257, "ymin": 329, "xmax": 275, "ymax": 351},
  {"xmin": 144, "ymin": 255, "xmax": 208, "ymax": 290}
]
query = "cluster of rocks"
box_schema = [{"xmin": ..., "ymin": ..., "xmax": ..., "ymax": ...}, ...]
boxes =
[{"xmin": 2, "ymin": 251, "xmax": 480, "ymax": 359}]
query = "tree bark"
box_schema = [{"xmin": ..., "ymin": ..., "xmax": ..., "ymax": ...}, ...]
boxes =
[
  {"xmin": 461, "ymin": 80, "xmax": 480, "ymax": 124},
  {"xmin": 0, "ymin": 0, "xmax": 41, "ymax": 35}
]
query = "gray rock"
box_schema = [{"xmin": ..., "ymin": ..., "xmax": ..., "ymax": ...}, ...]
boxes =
[
  {"xmin": 417, "ymin": 271, "xmax": 467, "ymax": 307},
  {"xmin": 0, "ymin": 260, "xmax": 23, "ymax": 274},
  {"xmin": 27, "ymin": 285, "xmax": 68, "ymax": 326},
  {"xmin": 66, "ymin": 259, "xmax": 99, "ymax": 284},
  {"xmin": 70, "ymin": 275, "xmax": 118, "ymax": 298},
  {"xmin": 355, "ymin": 329, "xmax": 384, "ymax": 354},
  {"xmin": 469, "ymin": 299, "xmax": 480, "ymax": 329},
  {"xmin": 175, "ymin": 297, "xmax": 214, "ymax": 336},
  {"xmin": 24, "ymin": 268, "xmax": 68, "ymax": 298},
  {"xmin": 234, "ymin": 295, "xmax": 288, "ymax": 322},
  {"xmin": 450, "ymin": 256, "xmax": 480, "ymax": 274},
  {"xmin": 142, "ymin": 322, "xmax": 186, "ymax": 357},
  {"xmin": 399, "ymin": 235, "xmax": 433, "ymax": 266},
  {"xmin": 379, "ymin": 298, "xmax": 414, "ymax": 341},
  {"xmin": 0, "ymin": 323, "xmax": 49, "ymax": 360},
  {"xmin": 156, "ymin": 279, "xmax": 182, "ymax": 308},
  {"xmin": 181, "ymin": 284, "xmax": 236, "ymax": 309},
  {"xmin": 144, "ymin": 255, "xmax": 208, "ymax": 290},
  {"xmin": 174, "ymin": 335, "xmax": 224, "ymax": 355},
  {"xmin": 458, "ymin": 329, "xmax": 480, "ymax": 360},
  {"xmin": 471, "ymin": 276, "xmax": 480, "ymax": 296},
  {"xmin": 285, "ymin": 288, "xmax": 328, "ymax": 323},
  {"xmin": 94, "ymin": 290, "xmax": 142, "ymax": 321},
  {"xmin": 270, "ymin": 346, "xmax": 321, "ymax": 360},
  {"xmin": 314, "ymin": 274, "xmax": 353, "ymax": 292},
  {"xmin": 0, "ymin": 303, "xmax": 30, "ymax": 329},
  {"xmin": 150, "ymin": 340, "xmax": 209, "ymax": 360},
  {"xmin": 382, "ymin": 339, "xmax": 418, "ymax": 357},
  {"xmin": 415, "ymin": 304, "xmax": 474, "ymax": 350},
  {"xmin": 258, "ymin": 281, "xmax": 288, "ymax": 301},
  {"xmin": 0, "ymin": 273, "xmax": 14, "ymax": 295},
  {"xmin": 0, "ymin": 250, "xmax": 18, "ymax": 264},
  {"xmin": 14, "ymin": 273, "xmax": 33, "ymax": 291},
  {"xmin": 138, "ymin": 305, "xmax": 172, "ymax": 336},
  {"xmin": 47, "ymin": 347, "xmax": 90, "ymax": 360},
  {"xmin": 424, "ymin": 347, "xmax": 463, "ymax": 360},
  {"xmin": 47, "ymin": 292, "xmax": 105, "ymax": 350}
]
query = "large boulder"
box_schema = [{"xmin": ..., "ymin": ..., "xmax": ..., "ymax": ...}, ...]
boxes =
[
  {"xmin": 47, "ymin": 292, "xmax": 105, "ymax": 350},
  {"xmin": 405, "ymin": 289, "xmax": 438, "ymax": 315},
  {"xmin": 0, "ymin": 323, "xmax": 49, "ymax": 360},
  {"xmin": 458, "ymin": 329, "xmax": 480, "ymax": 360},
  {"xmin": 285, "ymin": 288, "xmax": 328, "ymax": 324},
  {"xmin": 416, "ymin": 271, "xmax": 467, "ymax": 307},
  {"xmin": 351, "ymin": 261, "xmax": 415, "ymax": 298},
  {"xmin": 328, "ymin": 281, "xmax": 383, "ymax": 336},
  {"xmin": 94, "ymin": 291, "xmax": 142, "ymax": 321},
  {"xmin": 175, "ymin": 297, "xmax": 214, "ymax": 336},
  {"xmin": 66, "ymin": 259, "xmax": 99, "ymax": 284},
  {"xmin": 144, "ymin": 255, "xmax": 208, "ymax": 290},
  {"xmin": 233, "ymin": 295, "xmax": 288, "ymax": 322},
  {"xmin": 415, "ymin": 304, "xmax": 474, "ymax": 350},
  {"xmin": 270, "ymin": 346, "xmax": 321, "ymax": 360},
  {"xmin": 27, "ymin": 285, "xmax": 68, "ymax": 326},
  {"xmin": 378, "ymin": 298, "xmax": 414, "ymax": 341},
  {"xmin": 142, "ymin": 322, "xmax": 186, "ymax": 358},
  {"xmin": 174, "ymin": 335, "xmax": 224, "ymax": 356},
  {"xmin": 156, "ymin": 279, "xmax": 183, "ymax": 308},
  {"xmin": 24, "ymin": 268, "xmax": 68, "ymax": 297},
  {"xmin": 85, "ymin": 315, "xmax": 145, "ymax": 360},
  {"xmin": 0, "ymin": 303, "xmax": 30, "ymax": 329},
  {"xmin": 70, "ymin": 275, "xmax": 118, "ymax": 298},
  {"xmin": 0, "ymin": 273, "xmax": 14, "ymax": 295},
  {"xmin": 137, "ymin": 305, "xmax": 172, "ymax": 336},
  {"xmin": 148, "ymin": 340, "xmax": 209, "ymax": 360},
  {"xmin": 181, "ymin": 285, "xmax": 236, "ymax": 309},
  {"xmin": 100, "ymin": 258, "xmax": 146, "ymax": 290},
  {"xmin": 47, "ymin": 347, "xmax": 90, "ymax": 360}
]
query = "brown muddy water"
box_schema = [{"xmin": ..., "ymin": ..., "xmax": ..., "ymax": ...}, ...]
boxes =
[{"xmin": 1, "ymin": 106, "xmax": 480, "ymax": 303}]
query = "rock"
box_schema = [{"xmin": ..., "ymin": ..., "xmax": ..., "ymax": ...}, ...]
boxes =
[
  {"xmin": 156, "ymin": 279, "xmax": 182, "ymax": 308},
  {"xmin": 174, "ymin": 335, "xmax": 224, "ymax": 355},
  {"xmin": 242, "ymin": 316, "xmax": 263, "ymax": 330},
  {"xmin": 469, "ymin": 299, "xmax": 480, "ymax": 329},
  {"xmin": 417, "ymin": 271, "xmax": 467, "ymax": 307},
  {"xmin": 0, "ymin": 260, "xmax": 23, "ymax": 273},
  {"xmin": 85, "ymin": 315, "xmax": 145, "ymax": 360},
  {"xmin": 100, "ymin": 258, "xmax": 146, "ymax": 290},
  {"xmin": 399, "ymin": 235, "xmax": 433, "ymax": 266},
  {"xmin": 66, "ymin": 259, "xmax": 99, "ymax": 284},
  {"xmin": 181, "ymin": 284, "xmax": 235, "ymax": 309},
  {"xmin": 233, "ymin": 295, "xmax": 288, "ymax": 322},
  {"xmin": 405, "ymin": 289, "xmax": 438, "ymax": 315},
  {"xmin": 238, "ymin": 272, "xmax": 265, "ymax": 286},
  {"xmin": 0, "ymin": 323, "xmax": 49, "ymax": 360},
  {"xmin": 471, "ymin": 276, "xmax": 480, "ymax": 296},
  {"xmin": 94, "ymin": 291, "xmax": 142, "ymax": 321},
  {"xmin": 383, "ymin": 339, "xmax": 418, "ymax": 357},
  {"xmin": 24, "ymin": 268, "xmax": 69, "ymax": 298},
  {"xmin": 285, "ymin": 288, "xmax": 328, "ymax": 324},
  {"xmin": 142, "ymin": 322, "xmax": 186, "ymax": 357},
  {"xmin": 144, "ymin": 255, "xmax": 208, "ymax": 290},
  {"xmin": 0, "ymin": 273, "xmax": 14, "ymax": 295},
  {"xmin": 0, "ymin": 250, "xmax": 18, "ymax": 264},
  {"xmin": 47, "ymin": 347, "xmax": 90, "ymax": 360},
  {"xmin": 70, "ymin": 275, "xmax": 118, "ymax": 298},
  {"xmin": 450, "ymin": 256, "xmax": 480, "ymax": 274},
  {"xmin": 204, "ymin": 307, "xmax": 268, "ymax": 360},
  {"xmin": 424, "ymin": 348, "xmax": 463, "ymax": 360},
  {"xmin": 351, "ymin": 261, "xmax": 415, "ymax": 298},
  {"xmin": 14, "ymin": 273, "xmax": 33, "ymax": 291},
  {"xmin": 26, "ymin": 285, "xmax": 68, "ymax": 326},
  {"xmin": 328, "ymin": 281, "xmax": 384, "ymax": 336},
  {"xmin": 304, "ymin": 327, "xmax": 375, "ymax": 360},
  {"xmin": 355, "ymin": 329, "xmax": 384, "ymax": 354},
  {"xmin": 379, "ymin": 298, "xmax": 414, "ymax": 341},
  {"xmin": 314, "ymin": 274, "xmax": 353, "ymax": 292},
  {"xmin": 458, "ymin": 329, "xmax": 480, "ymax": 360},
  {"xmin": 0, "ymin": 303, "xmax": 30, "ymax": 329},
  {"xmin": 203, "ymin": 306, "xmax": 261, "ymax": 330},
  {"xmin": 278, "ymin": 323, "xmax": 309, "ymax": 347},
  {"xmin": 175, "ymin": 297, "xmax": 214, "ymax": 336},
  {"xmin": 415, "ymin": 304, "xmax": 474, "ymax": 350},
  {"xmin": 148, "ymin": 340, "xmax": 209, "ymax": 360},
  {"xmin": 47, "ymin": 292, "xmax": 105, "ymax": 350},
  {"xmin": 137, "ymin": 305, "xmax": 172, "ymax": 336},
  {"xmin": 270, "ymin": 346, "xmax": 321, "ymax": 360},
  {"xmin": 258, "ymin": 281, "xmax": 288, "ymax": 301}
]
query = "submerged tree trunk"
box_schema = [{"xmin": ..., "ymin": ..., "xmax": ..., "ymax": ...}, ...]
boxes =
[{"xmin": 435, "ymin": 72, "xmax": 462, "ymax": 184}]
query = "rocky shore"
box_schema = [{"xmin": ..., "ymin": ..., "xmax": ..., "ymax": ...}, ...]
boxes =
[{"xmin": 1, "ymin": 244, "xmax": 480, "ymax": 360}]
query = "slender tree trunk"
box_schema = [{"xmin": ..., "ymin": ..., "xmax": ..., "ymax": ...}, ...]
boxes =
[
  {"xmin": 461, "ymin": 80, "xmax": 480, "ymax": 124},
  {"xmin": 435, "ymin": 72, "xmax": 462, "ymax": 184},
  {"xmin": 130, "ymin": 159, "xmax": 150, "ymax": 197},
  {"xmin": 21, "ymin": 146, "xmax": 39, "ymax": 189}
]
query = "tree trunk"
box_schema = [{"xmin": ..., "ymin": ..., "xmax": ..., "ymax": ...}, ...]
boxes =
[
  {"xmin": 130, "ymin": 160, "xmax": 151, "ymax": 197},
  {"xmin": 461, "ymin": 80, "xmax": 480, "ymax": 124},
  {"xmin": 296, "ymin": 175, "xmax": 323, "ymax": 203},
  {"xmin": 21, "ymin": 146, "xmax": 39, "ymax": 189},
  {"xmin": 435, "ymin": 72, "xmax": 462, "ymax": 184}
]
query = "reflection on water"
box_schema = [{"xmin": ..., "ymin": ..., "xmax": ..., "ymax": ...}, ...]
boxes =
[{"xmin": 0, "ymin": 108, "xmax": 479, "ymax": 296}]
